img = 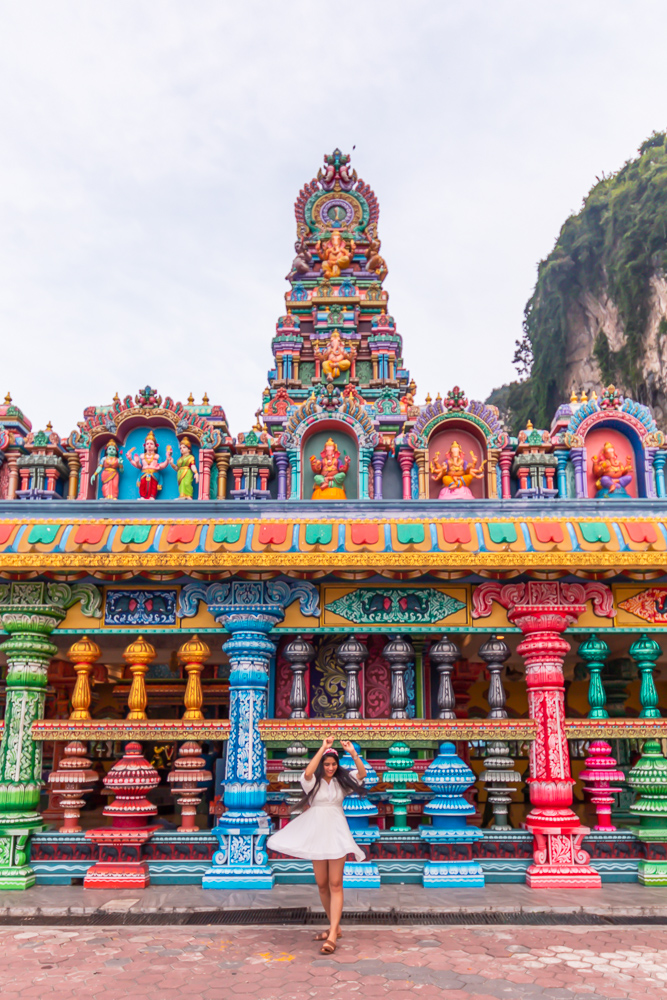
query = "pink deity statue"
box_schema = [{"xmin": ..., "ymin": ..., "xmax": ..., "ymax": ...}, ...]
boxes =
[
  {"xmin": 592, "ymin": 442, "xmax": 633, "ymax": 497},
  {"xmin": 317, "ymin": 232, "xmax": 356, "ymax": 279},
  {"xmin": 315, "ymin": 330, "xmax": 356, "ymax": 382},
  {"xmin": 126, "ymin": 431, "xmax": 172, "ymax": 500},
  {"xmin": 90, "ymin": 440, "xmax": 123, "ymax": 500},
  {"xmin": 310, "ymin": 437, "xmax": 350, "ymax": 500},
  {"xmin": 430, "ymin": 441, "xmax": 486, "ymax": 499}
]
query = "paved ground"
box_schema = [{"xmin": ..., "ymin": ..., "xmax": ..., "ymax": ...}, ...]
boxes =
[
  {"xmin": 4, "ymin": 882, "xmax": 667, "ymax": 915},
  {"xmin": 1, "ymin": 923, "xmax": 666, "ymax": 999}
]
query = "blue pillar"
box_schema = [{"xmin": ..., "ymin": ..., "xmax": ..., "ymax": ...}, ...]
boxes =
[
  {"xmin": 419, "ymin": 742, "xmax": 484, "ymax": 887},
  {"xmin": 654, "ymin": 451, "xmax": 667, "ymax": 499},
  {"xmin": 203, "ymin": 602, "xmax": 284, "ymax": 889},
  {"xmin": 340, "ymin": 744, "xmax": 381, "ymax": 888},
  {"xmin": 555, "ymin": 449, "xmax": 569, "ymax": 498}
]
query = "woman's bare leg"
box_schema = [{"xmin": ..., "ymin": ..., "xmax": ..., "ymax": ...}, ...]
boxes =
[
  {"xmin": 326, "ymin": 857, "xmax": 347, "ymax": 944},
  {"xmin": 312, "ymin": 859, "xmax": 331, "ymax": 930}
]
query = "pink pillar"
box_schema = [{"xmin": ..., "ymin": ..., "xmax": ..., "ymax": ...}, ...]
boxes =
[
  {"xmin": 199, "ymin": 449, "xmax": 213, "ymax": 500},
  {"xmin": 498, "ymin": 449, "xmax": 513, "ymax": 499},
  {"xmin": 397, "ymin": 450, "xmax": 414, "ymax": 501},
  {"xmin": 76, "ymin": 450, "xmax": 90, "ymax": 499}
]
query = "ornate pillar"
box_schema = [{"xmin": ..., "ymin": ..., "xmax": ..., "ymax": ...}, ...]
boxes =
[
  {"xmin": 214, "ymin": 452, "xmax": 230, "ymax": 500},
  {"xmin": 65, "ymin": 453, "xmax": 80, "ymax": 500},
  {"xmin": 68, "ymin": 636, "xmax": 101, "ymax": 719},
  {"xmin": 359, "ymin": 447, "xmax": 373, "ymax": 500},
  {"xmin": 498, "ymin": 449, "xmax": 513, "ymax": 499},
  {"xmin": 5, "ymin": 452, "xmax": 20, "ymax": 500},
  {"xmin": 203, "ymin": 601, "xmax": 285, "ymax": 889},
  {"xmin": 578, "ymin": 634, "xmax": 610, "ymax": 719},
  {"xmin": 0, "ymin": 600, "xmax": 66, "ymax": 889},
  {"xmin": 383, "ymin": 636, "xmax": 414, "ymax": 719},
  {"xmin": 478, "ymin": 634, "xmax": 510, "ymax": 719},
  {"xmin": 415, "ymin": 449, "xmax": 428, "ymax": 500},
  {"xmin": 473, "ymin": 581, "xmax": 614, "ymax": 889},
  {"xmin": 198, "ymin": 449, "xmax": 214, "ymax": 500},
  {"xmin": 123, "ymin": 636, "xmax": 156, "ymax": 720},
  {"xmin": 555, "ymin": 449, "xmax": 569, "ymax": 498},
  {"xmin": 654, "ymin": 450, "xmax": 667, "ymax": 499},
  {"xmin": 178, "ymin": 635, "xmax": 210, "ymax": 720},
  {"xmin": 429, "ymin": 636, "xmax": 459, "ymax": 719},
  {"xmin": 283, "ymin": 635, "xmax": 313, "ymax": 719},
  {"xmin": 397, "ymin": 449, "xmax": 414, "ymax": 501},
  {"xmin": 371, "ymin": 450, "xmax": 388, "ymax": 500},
  {"xmin": 338, "ymin": 635, "xmax": 367, "ymax": 719},
  {"xmin": 274, "ymin": 451, "xmax": 289, "ymax": 501},
  {"xmin": 570, "ymin": 447, "xmax": 586, "ymax": 498},
  {"xmin": 629, "ymin": 634, "xmax": 661, "ymax": 718}
]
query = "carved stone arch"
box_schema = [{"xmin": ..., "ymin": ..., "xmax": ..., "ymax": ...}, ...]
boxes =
[{"xmin": 283, "ymin": 411, "xmax": 378, "ymax": 500}]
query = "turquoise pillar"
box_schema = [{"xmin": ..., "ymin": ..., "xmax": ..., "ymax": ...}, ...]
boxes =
[
  {"xmin": 629, "ymin": 634, "xmax": 661, "ymax": 719},
  {"xmin": 578, "ymin": 634, "xmax": 610, "ymax": 719},
  {"xmin": 340, "ymin": 744, "xmax": 380, "ymax": 888},
  {"xmin": 203, "ymin": 603, "xmax": 284, "ymax": 889}
]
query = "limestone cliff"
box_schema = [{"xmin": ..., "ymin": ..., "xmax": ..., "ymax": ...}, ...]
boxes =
[{"xmin": 494, "ymin": 131, "xmax": 667, "ymax": 433}]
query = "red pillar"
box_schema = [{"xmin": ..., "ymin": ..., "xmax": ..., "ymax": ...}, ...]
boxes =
[
  {"xmin": 498, "ymin": 449, "xmax": 513, "ymax": 498},
  {"xmin": 510, "ymin": 602, "xmax": 600, "ymax": 888},
  {"xmin": 473, "ymin": 581, "xmax": 614, "ymax": 889},
  {"xmin": 397, "ymin": 450, "xmax": 414, "ymax": 501}
]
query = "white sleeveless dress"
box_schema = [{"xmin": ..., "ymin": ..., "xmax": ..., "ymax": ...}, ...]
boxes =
[{"xmin": 266, "ymin": 770, "xmax": 366, "ymax": 862}]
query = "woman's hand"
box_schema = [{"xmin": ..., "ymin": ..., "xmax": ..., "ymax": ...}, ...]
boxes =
[
  {"xmin": 321, "ymin": 736, "xmax": 335, "ymax": 750},
  {"xmin": 340, "ymin": 740, "xmax": 355, "ymax": 754}
]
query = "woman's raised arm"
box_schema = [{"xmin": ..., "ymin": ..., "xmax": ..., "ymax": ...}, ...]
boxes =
[{"xmin": 304, "ymin": 735, "xmax": 335, "ymax": 779}]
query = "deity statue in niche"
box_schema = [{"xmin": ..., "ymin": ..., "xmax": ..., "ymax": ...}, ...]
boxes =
[
  {"xmin": 169, "ymin": 436, "xmax": 199, "ymax": 499},
  {"xmin": 592, "ymin": 441, "xmax": 633, "ymax": 497},
  {"xmin": 127, "ymin": 430, "xmax": 172, "ymax": 500},
  {"xmin": 430, "ymin": 441, "xmax": 486, "ymax": 499},
  {"xmin": 316, "ymin": 330, "xmax": 356, "ymax": 382},
  {"xmin": 91, "ymin": 440, "xmax": 123, "ymax": 499},
  {"xmin": 317, "ymin": 231, "xmax": 356, "ymax": 278},
  {"xmin": 310, "ymin": 437, "xmax": 351, "ymax": 499}
]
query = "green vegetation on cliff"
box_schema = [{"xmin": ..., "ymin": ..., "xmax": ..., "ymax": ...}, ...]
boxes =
[{"xmin": 496, "ymin": 131, "xmax": 667, "ymax": 432}]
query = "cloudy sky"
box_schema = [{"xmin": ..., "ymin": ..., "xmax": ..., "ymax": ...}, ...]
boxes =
[{"xmin": 2, "ymin": 2, "xmax": 667, "ymax": 436}]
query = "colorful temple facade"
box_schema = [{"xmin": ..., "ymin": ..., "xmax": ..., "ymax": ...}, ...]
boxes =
[{"xmin": 2, "ymin": 150, "xmax": 667, "ymax": 892}]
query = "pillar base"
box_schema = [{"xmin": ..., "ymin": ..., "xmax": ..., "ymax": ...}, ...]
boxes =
[
  {"xmin": 638, "ymin": 861, "xmax": 667, "ymax": 886},
  {"xmin": 0, "ymin": 827, "xmax": 39, "ymax": 891},
  {"xmin": 203, "ymin": 814, "xmax": 274, "ymax": 890},
  {"xmin": 422, "ymin": 861, "xmax": 485, "ymax": 888},
  {"xmin": 343, "ymin": 860, "xmax": 381, "ymax": 889},
  {"xmin": 84, "ymin": 862, "xmax": 151, "ymax": 889},
  {"xmin": 525, "ymin": 825, "xmax": 601, "ymax": 889}
]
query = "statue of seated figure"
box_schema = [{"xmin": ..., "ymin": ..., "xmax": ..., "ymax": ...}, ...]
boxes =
[
  {"xmin": 430, "ymin": 441, "xmax": 486, "ymax": 499},
  {"xmin": 310, "ymin": 438, "xmax": 350, "ymax": 499},
  {"xmin": 592, "ymin": 442, "xmax": 633, "ymax": 497}
]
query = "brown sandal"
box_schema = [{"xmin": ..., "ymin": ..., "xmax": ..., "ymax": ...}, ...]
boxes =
[
  {"xmin": 314, "ymin": 931, "xmax": 342, "ymax": 941},
  {"xmin": 320, "ymin": 938, "xmax": 337, "ymax": 954}
]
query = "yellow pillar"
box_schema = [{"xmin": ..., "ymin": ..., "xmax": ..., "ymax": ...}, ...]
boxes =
[
  {"xmin": 178, "ymin": 635, "xmax": 211, "ymax": 720},
  {"xmin": 123, "ymin": 636, "xmax": 156, "ymax": 720}
]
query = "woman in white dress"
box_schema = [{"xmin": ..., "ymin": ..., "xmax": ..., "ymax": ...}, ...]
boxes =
[{"xmin": 267, "ymin": 736, "xmax": 367, "ymax": 954}]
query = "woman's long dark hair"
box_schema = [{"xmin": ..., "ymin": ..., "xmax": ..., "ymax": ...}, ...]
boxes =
[{"xmin": 301, "ymin": 751, "xmax": 362, "ymax": 807}]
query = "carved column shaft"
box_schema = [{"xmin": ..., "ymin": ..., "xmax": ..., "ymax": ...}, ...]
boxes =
[
  {"xmin": 338, "ymin": 636, "xmax": 368, "ymax": 719},
  {"xmin": 0, "ymin": 603, "xmax": 65, "ymax": 889},
  {"xmin": 429, "ymin": 636, "xmax": 459, "ymax": 719},
  {"xmin": 283, "ymin": 636, "xmax": 314, "ymax": 719},
  {"xmin": 383, "ymin": 637, "xmax": 414, "ymax": 719},
  {"xmin": 478, "ymin": 635, "xmax": 510, "ymax": 719}
]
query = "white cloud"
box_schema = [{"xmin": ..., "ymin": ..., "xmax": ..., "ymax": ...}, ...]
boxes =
[{"xmin": 1, "ymin": 1, "xmax": 666, "ymax": 434}]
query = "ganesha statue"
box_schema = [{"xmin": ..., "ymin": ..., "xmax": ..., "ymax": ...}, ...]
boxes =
[
  {"xmin": 430, "ymin": 441, "xmax": 486, "ymax": 499},
  {"xmin": 315, "ymin": 330, "xmax": 356, "ymax": 382},
  {"xmin": 310, "ymin": 438, "xmax": 351, "ymax": 499},
  {"xmin": 317, "ymin": 231, "xmax": 356, "ymax": 279},
  {"xmin": 592, "ymin": 442, "xmax": 633, "ymax": 497}
]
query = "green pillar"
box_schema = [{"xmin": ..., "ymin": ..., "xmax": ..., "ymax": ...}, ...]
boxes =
[
  {"xmin": 628, "ymin": 740, "xmax": 667, "ymax": 885},
  {"xmin": 384, "ymin": 741, "xmax": 418, "ymax": 832},
  {"xmin": 0, "ymin": 600, "xmax": 65, "ymax": 889},
  {"xmin": 629, "ymin": 634, "xmax": 662, "ymax": 719},
  {"xmin": 578, "ymin": 634, "xmax": 610, "ymax": 719}
]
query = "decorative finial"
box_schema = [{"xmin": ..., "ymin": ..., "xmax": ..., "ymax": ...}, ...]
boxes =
[
  {"xmin": 46, "ymin": 421, "xmax": 53, "ymax": 433},
  {"xmin": 435, "ymin": 392, "xmax": 442, "ymax": 402},
  {"xmin": 591, "ymin": 390, "xmax": 598, "ymax": 401},
  {"xmin": 526, "ymin": 419, "xmax": 533, "ymax": 430},
  {"xmin": 202, "ymin": 392, "xmax": 209, "ymax": 405},
  {"xmin": 425, "ymin": 392, "xmax": 432, "ymax": 404},
  {"xmin": 570, "ymin": 389, "xmax": 578, "ymax": 404},
  {"xmin": 4, "ymin": 392, "xmax": 11, "ymax": 405},
  {"xmin": 580, "ymin": 390, "xmax": 588, "ymax": 403},
  {"xmin": 187, "ymin": 392, "xmax": 194, "ymax": 405},
  {"xmin": 113, "ymin": 391, "xmax": 120, "ymax": 404}
]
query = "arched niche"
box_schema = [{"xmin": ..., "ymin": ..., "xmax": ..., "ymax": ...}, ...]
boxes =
[
  {"xmin": 427, "ymin": 424, "xmax": 488, "ymax": 500},
  {"xmin": 583, "ymin": 424, "xmax": 640, "ymax": 498},
  {"xmin": 90, "ymin": 423, "xmax": 198, "ymax": 500},
  {"xmin": 302, "ymin": 423, "xmax": 359, "ymax": 500}
]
